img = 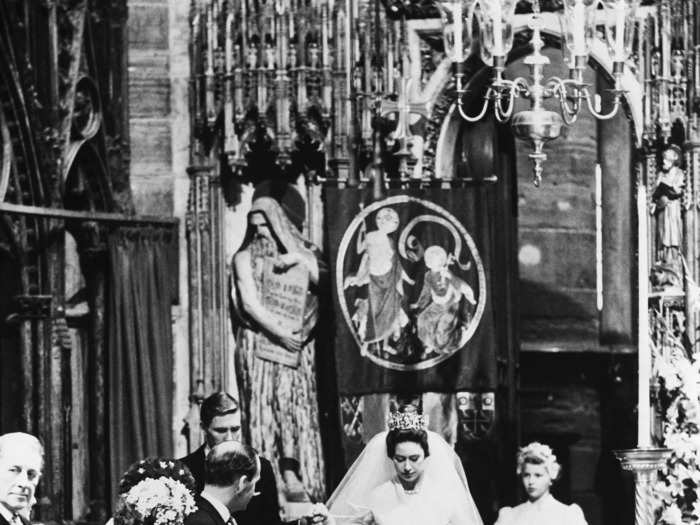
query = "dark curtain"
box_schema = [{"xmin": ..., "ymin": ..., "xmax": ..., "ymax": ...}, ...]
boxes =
[{"xmin": 107, "ymin": 227, "xmax": 177, "ymax": 504}]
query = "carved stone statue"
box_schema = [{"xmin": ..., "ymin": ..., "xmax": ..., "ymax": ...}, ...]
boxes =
[
  {"xmin": 650, "ymin": 261, "xmax": 683, "ymax": 292},
  {"xmin": 231, "ymin": 181, "xmax": 326, "ymax": 503},
  {"xmin": 653, "ymin": 145, "xmax": 685, "ymax": 267}
]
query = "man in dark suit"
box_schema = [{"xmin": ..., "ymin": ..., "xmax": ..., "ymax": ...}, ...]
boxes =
[
  {"xmin": 180, "ymin": 392, "xmax": 282, "ymax": 525},
  {"xmin": 0, "ymin": 433, "xmax": 44, "ymax": 525},
  {"xmin": 184, "ymin": 441, "xmax": 260, "ymax": 525}
]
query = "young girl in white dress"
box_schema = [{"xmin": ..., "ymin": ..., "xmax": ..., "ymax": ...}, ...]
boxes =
[{"xmin": 495, "ymin": 442, "xmax": 587, "ymax": 525}]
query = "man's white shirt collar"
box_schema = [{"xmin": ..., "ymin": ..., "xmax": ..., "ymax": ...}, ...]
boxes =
[
  {"xmin": 200, "ymin": 491, "xmax": 235, "ymax": 525},
  {"xmin": 0, "ymin": 504, "xmax": 19, "ymax": 525}
]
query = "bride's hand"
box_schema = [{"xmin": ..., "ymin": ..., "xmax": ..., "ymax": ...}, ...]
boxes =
[{"xmin": 302, "ymin": 503, "xmax": 333, "ymax": 525}]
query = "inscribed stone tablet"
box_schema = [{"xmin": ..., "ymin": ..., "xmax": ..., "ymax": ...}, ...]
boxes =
[{"xmin": 254, "ymin": 258, "xmax": 309, "ymax": 367}]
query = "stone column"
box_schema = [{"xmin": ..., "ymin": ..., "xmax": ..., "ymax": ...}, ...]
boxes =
[
  {"xmin": 615, "ymin": 448, "xmax": 672, "ymax": 525},
  {"xmin": 684, "ymin": 140, "xmax": 700, "ymax": 351}
]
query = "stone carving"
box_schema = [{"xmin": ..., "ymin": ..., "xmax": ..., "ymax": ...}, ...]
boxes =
[
  {"xmin": 231, "ymin": 182, "xmax": 326, "ymax": 501},
  {"xmin": 652, "ymin": 145, "xmax": 685, "ymax": 270}
]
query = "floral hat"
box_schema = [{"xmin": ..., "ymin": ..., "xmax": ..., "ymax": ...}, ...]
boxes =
[
  {"xmin": 114, "ymin": 458, "xmax": 197, "ymax": 525},
  {"xmin": 516, "ymin": 442, "xmax": 561, "ymax": 480}
]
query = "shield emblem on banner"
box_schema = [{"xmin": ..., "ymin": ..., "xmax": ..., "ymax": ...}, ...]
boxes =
[
  {"xmin": 339, "ymin": 396, "xmax": 363, "ymax": 443},
  {"xmin": 336, "ymin": 195, "xmax": 487, "ymax": 371},
  {"xmin": 456, "ymin": 392, "xmax": 495, "ymax": 440}
]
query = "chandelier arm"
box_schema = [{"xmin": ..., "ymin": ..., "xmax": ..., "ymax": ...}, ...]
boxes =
[
  {"xmin": 550, "ymin": 81, "xmax": 580, "ymax": 125},
  {"xmin": 547, "ymin": 77, "xmax": 575, "ymax": 101},
  {"xmin": 583, "ymin": 90, "xmax": 621, "ymax": 120},
  {"xmin": 548, "ymin": 78, "xmax": 579, "ymax": 107},
  {"xmin": 558, "ymin": 97, "xmax": 580, "ymax": 125},
  {"xmin": 494, "ymin": 107, "xmax": 510, "ymax": 124},
  {"xmin": 494, "ymin": 85, "xmax": 517, "ymax": 122},
  {"xmin": 511, "ymin": 77, "xmax": 531, "ymax": 99},
  {"xmin": 456, "ymin": 92, "xmax": 492, "ymax": 123},
  {"xmin": 547, "ymin": 77, "xmax": 582, "ymax": 90}
]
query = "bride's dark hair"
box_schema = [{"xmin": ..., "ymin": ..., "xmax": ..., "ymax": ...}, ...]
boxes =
[{"xmin": 385, "ymin": 428, "xmax": 430, "ymax": 458}]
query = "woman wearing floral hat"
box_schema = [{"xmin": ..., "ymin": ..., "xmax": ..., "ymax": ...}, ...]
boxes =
[{"xmin": 111, "ymin": 457, "xmax": 198, "ymax": 525}]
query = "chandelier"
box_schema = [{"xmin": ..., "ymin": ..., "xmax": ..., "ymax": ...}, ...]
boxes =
[{"xmin": 437, "ymin": 0, "xmax": 639, "ymax": 185}]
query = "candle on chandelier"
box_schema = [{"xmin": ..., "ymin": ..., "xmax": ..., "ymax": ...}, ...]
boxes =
[
  {"xmin": 492, "ymin": 2, "xmax": 503, "ymax": 57},
  {"xmin": 572, "ymin": 0, "xmax": 586, "ymax": 55},
  {"xmin": 613, "ymin": 0, "xmax": 626, "ymax": 61},
  {"xmin": 454, "ymin": 2, "xmax": 464, "ymax": 62}
]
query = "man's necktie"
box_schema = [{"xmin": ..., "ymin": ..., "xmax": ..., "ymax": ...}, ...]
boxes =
[{"xmin": 11, "ymin": 514, "xmax": 22, "ymax": 525}]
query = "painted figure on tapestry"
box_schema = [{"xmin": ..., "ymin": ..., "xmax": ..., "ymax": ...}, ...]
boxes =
[
  {"xmin": 653, "ymin": 145, "xmax": 685, "ymax": 266},
  {"xmin": 231, "ymin": 181, "xmax": 326, "ymax": 503},
  {"xmin": 344, "ymin": 208, "xmax": 412, "ymax": 354},
  {"xmin": 337, "ymin": 196, "xmax": 486, "ymax": 371},
  {"xmin": 412, "ymin": 245, "xmax": 476, "ymax": 355}
]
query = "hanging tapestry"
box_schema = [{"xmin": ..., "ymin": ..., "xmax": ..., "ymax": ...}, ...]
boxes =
[{"xmin": 325, "ymin": 186, "xmax": 499, "ymax": 394}]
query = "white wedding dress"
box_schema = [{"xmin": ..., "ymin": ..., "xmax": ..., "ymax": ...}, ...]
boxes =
[{"xmin": 327, "ymin": 431, "xmax": 483, "ymax": 525}]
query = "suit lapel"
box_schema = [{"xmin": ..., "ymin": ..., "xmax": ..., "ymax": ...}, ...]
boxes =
[
  {"xmin": 185, "ymin": 445, "xmax": 207, "ymax": 493},
  {"xmin": 196, "ymin": 445, "xmax": 206, "ymax": 469},
  {"xmin": 0, "ymin": 512, "xmax": 24, "ymax": 525},
  {"xmin": 196, "ymin": 496, "xmax": 227, "ymax": 525}
]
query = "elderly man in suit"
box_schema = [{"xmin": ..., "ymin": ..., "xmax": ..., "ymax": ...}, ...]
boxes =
[
  {"xmin": 185, "ymin": 441, "xmax": 260, "ymax": 525},
  {"xmin": 0, "ymin": 433, "xmax": 43, "ymax": 525},
  {"xmin": 181, "ymin": 392, "xmax": 281, "ymax": 525}
]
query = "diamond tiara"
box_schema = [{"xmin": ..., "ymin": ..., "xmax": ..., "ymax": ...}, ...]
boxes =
[{"xmin": 387, "ymin": 411, "xmax": 426, "ymax": 432}]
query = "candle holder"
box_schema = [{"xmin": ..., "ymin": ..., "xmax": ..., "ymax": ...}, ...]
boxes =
[
  {"xmin": 614, "ymin": 448, "xmax": 672, "ymax": 525},
  {"xmin": 438, "ymin": 0, "xmax": 639, "ymax": 184}
]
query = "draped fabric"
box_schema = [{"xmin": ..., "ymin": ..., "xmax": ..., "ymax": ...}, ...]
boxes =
[{"xmin": 107, "ymin": 227, "xmax": 177, "ymax": 504}]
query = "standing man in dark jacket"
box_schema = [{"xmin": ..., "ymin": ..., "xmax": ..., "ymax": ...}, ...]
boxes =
[{"xmin": 180, "ymin": 392, "xmax": 281, "ymax": 525}]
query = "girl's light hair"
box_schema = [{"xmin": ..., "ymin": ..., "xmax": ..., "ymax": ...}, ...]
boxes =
[{"xmin": 516, "ymin": 442, "xmax": 561, "ymax": 480}]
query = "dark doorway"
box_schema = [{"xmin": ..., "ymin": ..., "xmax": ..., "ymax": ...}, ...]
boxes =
[{"xmin": 451, "ymin": 44, "xmax": 638, "ymax": 525}]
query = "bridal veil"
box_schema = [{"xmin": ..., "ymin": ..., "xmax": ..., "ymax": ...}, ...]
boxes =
[{"xmin": 327, "ymin": 431, "xmax": 483, "ymax": 525}]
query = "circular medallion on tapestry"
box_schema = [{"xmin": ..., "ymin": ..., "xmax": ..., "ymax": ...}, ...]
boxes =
[{"xmin": 336, "ymin": 195, "xmax": 486, "ymax": 371}]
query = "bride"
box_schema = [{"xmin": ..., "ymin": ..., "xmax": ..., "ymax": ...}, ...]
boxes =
[{"xmin": 326, "ymin": 411, "xmax": 483, "ymax": 525}]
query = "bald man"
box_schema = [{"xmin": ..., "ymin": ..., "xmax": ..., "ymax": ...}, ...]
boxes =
[
  {"xmin": 185, "ymin": 441, "xmax": 261, "ymax": 525},
  {"xmin": 0, "ymin": 433, "xmax": 43, "ymax": 525}
]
